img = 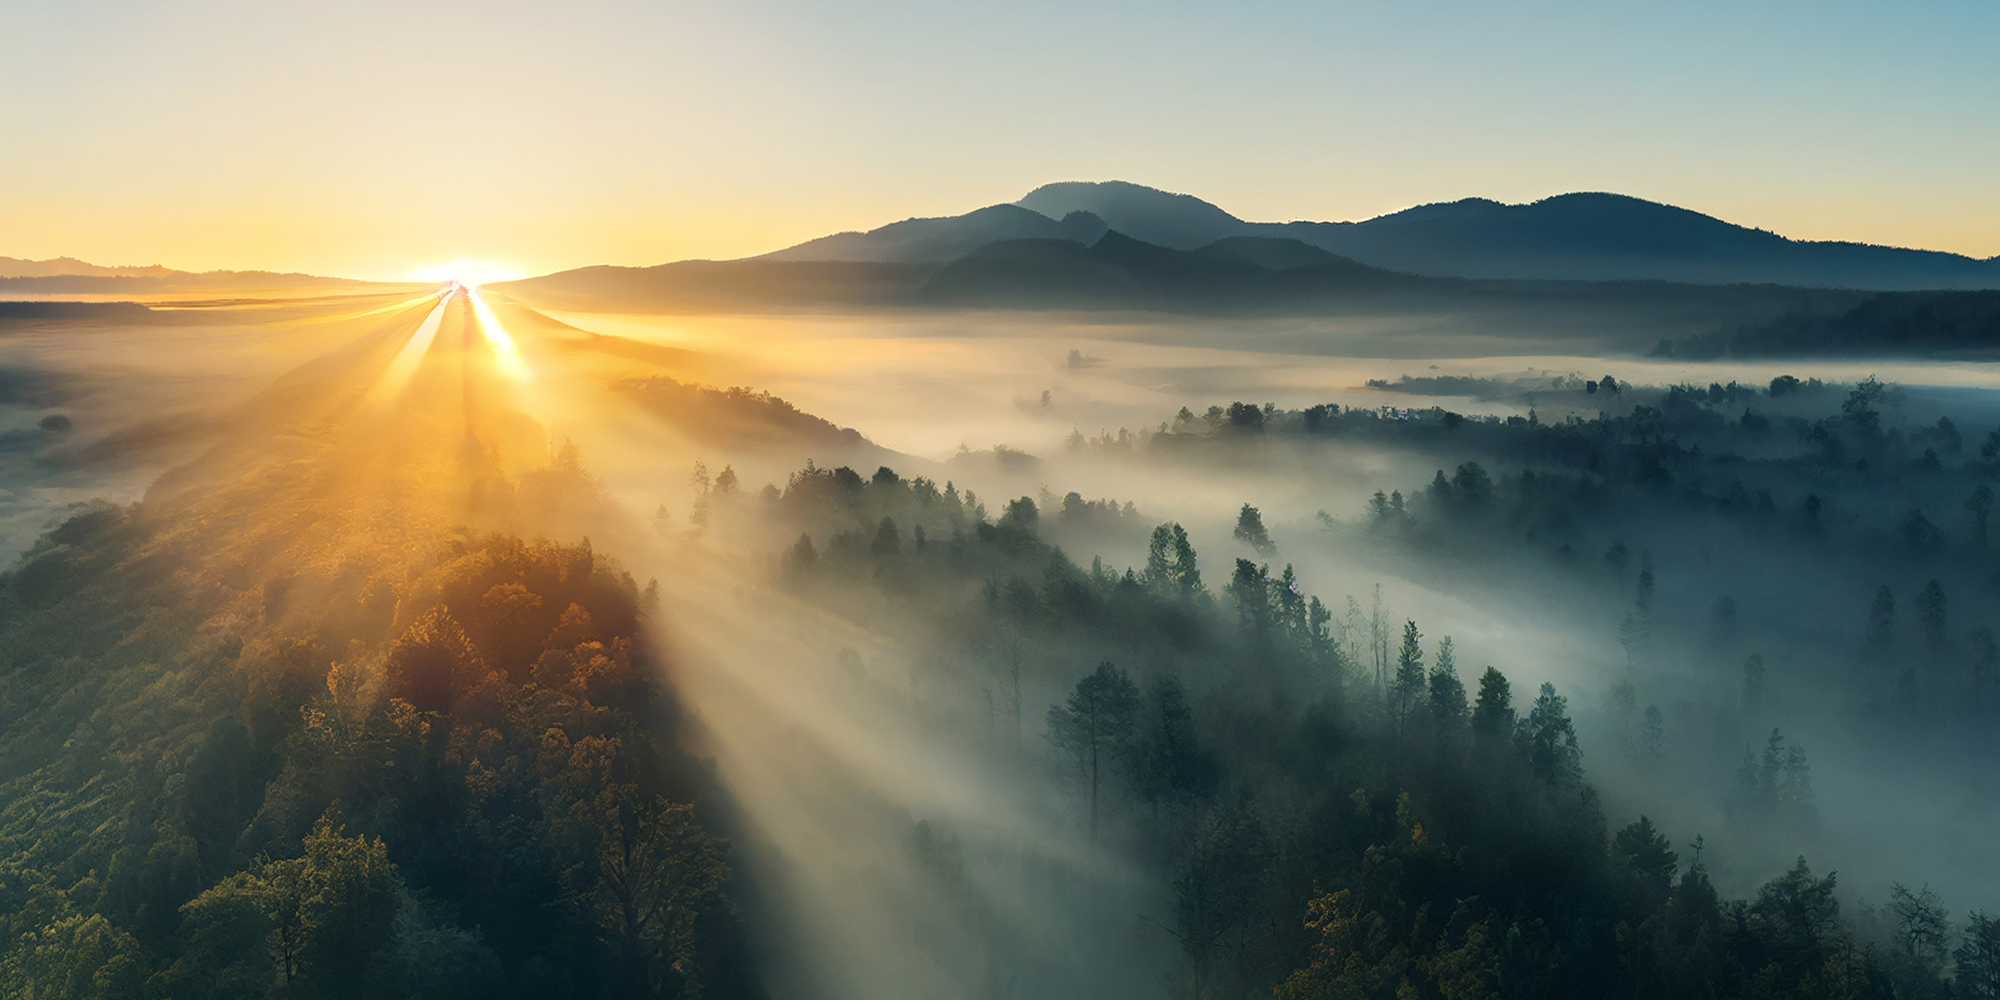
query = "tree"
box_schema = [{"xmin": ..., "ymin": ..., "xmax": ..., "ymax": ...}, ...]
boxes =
[
  {"xmin": 583, "ymin": 788, "xmax": 729, "ymax": 997},
  {"xmin": 1612, "ymin": 816, "xmax": 1678, "ymax": 913},
  {"xmin": 1640, "ymin": 705, "xmax": 1667, "ymax": 758},
  {"xmin": 1174, "ymin": 795, "xmax": 1274, "ymax": 999},
  {"xmin": 1969, "ymin": 485, "xmax": 1995, "ymax": 548},
  {"xmin": 785, "ymin": 532, "xmax": 818, "ymax": 576},
  {"xmin": 1472, "ymin": 668, "xmax": 1515, "ymax": 748},
  {"xmin": 1144, "ymin": 522, "xmax": 1203, "ymax": 599},
  {"xmin": 172, "ymin": 816, "xmax": 405, "ymax": 997},
  {"xmin": 1234, "ymin": 503, "xmax": 1276, "ymax": 557},
  {"xmin": 1, "ymin": 912, "xmax": 146, "ymax": 1000},
  {"xmin": 1137, "ymin": 676, "xmax": 1218, "ymax": 811},
  {"xmin": 1046, "ymin": 662, "xmax": 1141, "ymax": 847},
  {"xmin": 1843, "ymin": 375, "xmax": 1886, "ymax": 436},
  {"xmin": 999, "ymin": 496, "xmax": 1040, "ymax": 533},
  {"xmin": 1731, "ymin": 729, "xmax": 1816, "ymax": 835},
  {"xmin": 1748, "ymin": 857, "xmax": 1841, "ymax": 980},
  {"xmin": 1958, "ymin": 911, "xmax": 2000, "ymax": 1000},
  {"xmin": 1516, "ymin": 683, "xmax": 1582, "ymax": 785},
  {"xmin": 1886, "ymin": 882, "xmax": 1951, "ymax": 993},
  {"xmin": 1428, "ymin": 636, "xmax": 1468, "ymax": 732},
  {"xmin": 1392, "ymin": 620, "xmax": 1425, "ymax": 737},
  {"xmin": 385, "ymin": 605, "xmax": 488, "ymax": 713},
  {"xmin": 1144, "ymin": 523, "xmax": 1177, "ymax": 591},
  {"xmin": 1901, "ymin": 509, "xmax": 1943, "ymax": 555},
  {"xmin": 1450, "ymin": 461, "xmax": 1493, "ymax": 510},
  {"xmin": 1228, "ymin": 559, "xmax": 1271, "ymax": 642},
  {"xmin": 871, "ymin": 516, "xmax": 901, "ymax": 556},
  {"xmin": 689, "ymin": 461, "xmax": 712, "ymax": 526}
]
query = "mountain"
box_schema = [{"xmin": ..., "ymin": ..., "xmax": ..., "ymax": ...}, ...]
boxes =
[
  {"xmin": 913, "ymin": 232, "xmax": 1426, "ymax": 309},
  {"xmin": 758, "ymin": 203, "xmax": 1108, "ymax": 262},
  {"xmin": 0, "ymin": 256, "xmax": 385, "ymax": 293},
  {"xmin": 0, "ymin": 256, "xmax": 178, "ymax": 279},
  {"xmin": 1017, "ymin": 181, "xmax": 1244, "ymax": 253},
  {"xmin": 503, "ymin": 229, "xmax": 1865, "ymax": 360},
  {"xmin": 762, "ymin": 180, "xmax": 2000, "ymax": 290},
  {"xmin": 504, "ymin": 231, "xmax": 1427, "ymax": 313}
]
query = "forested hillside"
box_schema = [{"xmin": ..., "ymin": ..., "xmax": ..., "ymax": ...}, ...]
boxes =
[
  {"xmin": 676, "ymin": 374, "xmax": 2000, "ymax": 1000},
  {"xmin": 0, "ymin": 504, "xmax": 763, "ymax": 999}
]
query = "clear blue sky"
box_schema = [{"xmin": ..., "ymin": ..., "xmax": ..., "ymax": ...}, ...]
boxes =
[{"xmin": 3, "ymin": 0, "xmax": 1995, "ymax": 278}]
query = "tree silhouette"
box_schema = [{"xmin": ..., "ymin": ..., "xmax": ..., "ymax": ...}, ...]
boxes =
[
  {"xmin": 1046, "ymin": 662, "xmax": 1140, "ymax": 847},
  {"xmin": 1233, "ymin": 503, "xmax": 1276, "ymax": 557}
]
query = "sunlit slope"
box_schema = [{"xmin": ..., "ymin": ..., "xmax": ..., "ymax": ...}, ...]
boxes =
[{"xmin": 0, "ymin": 285, "xmax": 796, "ymax": 997}]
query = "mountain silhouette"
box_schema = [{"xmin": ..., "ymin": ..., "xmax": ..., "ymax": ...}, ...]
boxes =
[
  {"xmin": 505, "ymin": 227, "xmax": 1862, "ymax": 356},
  {"xmin": 759, "ymin": 180, "xmax": 1998, "ymax": 290},
  {"xmin": 760, "ymin": 204, "xmax": 1108, "ymax": 263},
  {"xmin": 0, "ymin": 256, "xmax": 178, "ymax": 279},
  {"xmin": 0, "ymin": 257, "xmax": 389, "ymax": 294}
]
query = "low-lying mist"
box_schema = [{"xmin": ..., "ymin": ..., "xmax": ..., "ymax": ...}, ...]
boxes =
[{"xmin": 6, "ymin": 283, "xmax": 1999, "ymax": 999}]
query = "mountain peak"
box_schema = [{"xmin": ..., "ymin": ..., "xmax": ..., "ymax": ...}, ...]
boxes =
[
  {"xmin": 1016, "ymin": 181, "xmax": 1247, "ymax": 250},
  {"xmin": 753, "ymin": 182, "xmax": 1999, "ymax": 290}
]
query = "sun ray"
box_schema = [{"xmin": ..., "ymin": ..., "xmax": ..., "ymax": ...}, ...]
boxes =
[
  {"xmin": 362, "ymin": 291, "xmax": 452, "ymax": 407},
  {"xmin": 466, "ymin": 286, "xmax": 531, "ymax": 383}
]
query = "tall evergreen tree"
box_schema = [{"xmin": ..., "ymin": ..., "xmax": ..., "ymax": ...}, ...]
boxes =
[{"xmin": 1046, "ymin": 662, "xmax": 1141, "ymax": 848}]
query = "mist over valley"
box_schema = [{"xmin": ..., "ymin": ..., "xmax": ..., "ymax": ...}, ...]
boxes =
[{"xmin": 4, "ymin": 178, "xmax": 2000, "ymax": 1000}]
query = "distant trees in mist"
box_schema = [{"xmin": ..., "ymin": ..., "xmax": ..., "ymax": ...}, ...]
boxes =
[{"xmin": 748, "ymin": 451, "xmax": 1995, "ymax": 1000}]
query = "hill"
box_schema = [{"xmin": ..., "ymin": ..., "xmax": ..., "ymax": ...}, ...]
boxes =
[
  {"xmin": 0, "ymin": 256, "xmax": 385, "ymax": 294},
  {"xmin": 0, "ymin": 256, "xmax": 178, "ymax": 279},
  {"xmin": 757, "ymin": 203, "xmax": 1108, "ymax": 263},
  {"xmin": 505, "ymin": 228, "xmax": 1862, "ymax": 333},
  {"xmin": 1659, "ymin": 288, "xmax": 2000, "ymax": 357}
]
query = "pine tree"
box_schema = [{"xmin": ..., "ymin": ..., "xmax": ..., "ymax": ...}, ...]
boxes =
[
  {"xmin": 1393, "ymin": 620, "xmax": 1425, "ymax": 737},
  {"xmin": 1472, "ymin": 668, "xmax": 1515, "ymax": 748},
  {"xmin": 1046, "ymin": 662, "xmax": 1141, "ymax": 848}
]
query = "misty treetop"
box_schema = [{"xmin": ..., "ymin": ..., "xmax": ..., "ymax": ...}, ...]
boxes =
[
  {"xmin": 0, "ymin": 512, "xmax": 761, "ymax": 1000},
  {"xmin": 710, "ymin": 453, "xmax": 1988, "ymax": 1000}
]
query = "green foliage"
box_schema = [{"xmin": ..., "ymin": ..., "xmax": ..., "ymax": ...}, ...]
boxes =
[{"xmin": 0, "ymin": 512, "xmax": 757, "ymax": 1000}]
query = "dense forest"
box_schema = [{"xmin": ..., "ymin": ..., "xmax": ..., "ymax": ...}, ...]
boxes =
[
  {"xmin": 10, "ymin": 334, "xmax": 2000, "ymax": 999},
  {"xmin": 0, "ymin": 503, "xmax": 765, "ymax": 998},
  {"xmin": 675, "ymin": 367, "xmax": 2000, "ymax": 999}
]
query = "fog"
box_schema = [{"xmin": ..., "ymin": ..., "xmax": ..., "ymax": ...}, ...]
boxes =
[{"xmin": 6, "ymin": 283, "xmax": 2000, "ymax": 998}]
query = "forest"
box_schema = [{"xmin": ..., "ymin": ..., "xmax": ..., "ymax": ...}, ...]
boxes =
[
  {"xmin": 6, "ymin": 283, "xmax": 2000, "ymax": 1000},
  {"xmin": 0, "ymin": 502, "xmax": 765, "ymax": 998},
  {"xmin": 671, "ymin": 367, "xmax": 2000, "ymax": 999}
]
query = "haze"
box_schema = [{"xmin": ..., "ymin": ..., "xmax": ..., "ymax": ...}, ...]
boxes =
[
  {"xmin": 5, "ymin": 0, "xmax": 2000, "ymax": 277},
  {"xmin": 9, "ymin": 5, "xmax": 2000, "ymax": 999}
]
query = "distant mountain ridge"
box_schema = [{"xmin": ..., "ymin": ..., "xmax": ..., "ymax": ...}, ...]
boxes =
[
  {"xmin": 760, "ymin": 180, "xmax": 1999, "ymax": 291},
  {"xmin": 0, "ymin": 256, "xmax": 179, "ymax": 279},
  {"xmin": 0, "ymin": 256, "xmax": 385, "ymax": 294},
  {"xmin": 759, "ymin": 204, "xmax": 1110, "ymax": 263},
  {"xmin": 503, "ymin": 226, "xmax": 1868, "ymax": 354}
]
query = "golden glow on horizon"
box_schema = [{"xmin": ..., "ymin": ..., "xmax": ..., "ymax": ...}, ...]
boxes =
[{"xmin": 411, "ymin": 260, "xmax": 527, "ymax": 287}]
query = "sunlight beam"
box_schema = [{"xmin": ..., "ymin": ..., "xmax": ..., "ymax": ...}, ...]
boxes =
[
  {"xmin": 467, "ymin": 286, "xmax": 531, "ymax": 383},
  {"xmin": 363, "ymin": 292, "xmax": 450, "ymax": 407}
]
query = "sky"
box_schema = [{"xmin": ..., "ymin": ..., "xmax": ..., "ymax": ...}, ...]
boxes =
[{"xmin": 3, "ymin": 0, "xmax": 1997, "ymax": 280}]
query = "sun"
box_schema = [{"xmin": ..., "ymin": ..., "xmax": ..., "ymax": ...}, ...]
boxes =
[{"xmin": 409, "ymin": 259, "xmax": 527, "ymax": 287}]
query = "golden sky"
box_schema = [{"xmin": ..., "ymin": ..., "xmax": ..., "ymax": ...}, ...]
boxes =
[{"xmin": 4, "ymin": 0, "xmax": 1997, "ymax": 280}]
